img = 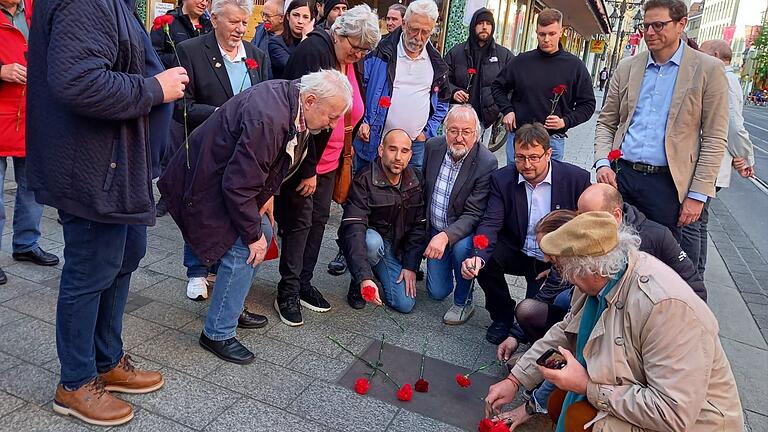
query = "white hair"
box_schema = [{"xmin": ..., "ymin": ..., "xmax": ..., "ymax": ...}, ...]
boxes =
[
  {"xmin": 404, "ymin": 0, "xmax": 439, "ymax": 22},
  {"xmin": 211, "ymin": 0, "xmax": 253, "ymax": 16},
  {"xmin": 331, "ymin": 5, "xmax": 381, "ymax": 49},
  {"xmin": 444, "ymin": 105, "xmax": 482, "ymax": 139},
  {"xmin": 299, "ymin": 69, "xmax": 353, "ymax": 113},
  {"xmin": 556, "ymin": 224, "xmax": 641, "ymax": 282}
]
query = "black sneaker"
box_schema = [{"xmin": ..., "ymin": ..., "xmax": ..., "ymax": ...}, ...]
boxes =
[
  {"xmin": 299, "ymin": 286, "xmax": 331, "ymax": 313},
  {"xmin": 327, "ymin": 250, "xmax": 347, "ymax": 276},
  {"xmin": 486, "ymin": 320, "xmax": 512, "ymax": 345},
  {"xmin": 274, "ymin": 297, "xmax": 304, "ymax": 327},
  {"xmin": 346, "ymin": 280, "xmax": 366, "ymax": 310},
  {"xmin": 0, "ymin": 267, "xmax": 6, "ymax": 285},
  {"xmin": 155, "ymin": 197, "xmax": 169, "ymax": 218}
]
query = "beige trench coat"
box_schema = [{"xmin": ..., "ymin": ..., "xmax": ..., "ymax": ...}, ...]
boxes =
[{"xmin": 510, "ymin": 252, "xmax": 743, "ymax": 431}]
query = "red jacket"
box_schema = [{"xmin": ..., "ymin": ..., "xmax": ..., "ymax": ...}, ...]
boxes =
[{"xmin": 0, "ymin": 0, "xmax": 32, "ymax": 157}]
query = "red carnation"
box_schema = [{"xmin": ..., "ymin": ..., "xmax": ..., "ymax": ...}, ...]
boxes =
[
  {"xmin": 552, "ymin": 84, "xmax": 567, "ymax": 95},
  {"xmin": 478, "ymin": 418, "xmax": 495, "ymax": 432},
  {"xmin": 490, "ymin": 422, "xmax": 511, "ymax": 432},
  {"xmin": 414, "ymin": 378, "xmax": 429, "ymax": 393},
  {"xmin": 354, "ymin": 377, "xmax": 370, "ymax": 395},
  {"xmin": 607, "ymin": 148, "xmax": 623, "ymax": 162},
  {"xmin": 264, "ymin": 236, "xmax": 279, "ymax": 261},
  {"xmin": 396, "ymin": 383, "xmax": 413, "ymax": 401},
  {"xmin": 152, "ymin": 15, "xmax": 174, "ymax": 31},
  {"xmin": 473, "ymin": 234, "xmax": 489, "ymax": 250},
  {"xmin": 264, "ymin": 22, "xmax": 273, "ymax": 31},
  {"xmin": 467, "ymin": 68, "xmax": 477, "ymax": 75},
  {"xmin": 378, "ymin": 96, "xmax": 392, "ymax": 108},
  {"xmin": 361, "ymin": 285, "xmax": 377, "ymax": 302},
  {"xmin": 456, "ymin": 374, "xmax": 471, "ymax": 388},
  {"xmin": 194, "ymin": 24, "xmax": 203, "ymax": 30},
  {"xmin": 245, "ymin": 58, "xmax": 259, "ymax": 70}
]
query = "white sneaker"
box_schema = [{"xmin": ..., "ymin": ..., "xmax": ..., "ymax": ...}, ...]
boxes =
[
  {"xmin": 186, "ymin": 277, "xmax": 209, "ymax": 301},
  {"xmin": 443, "ymin": 304, "xmax": 474, "ymax": 325}
]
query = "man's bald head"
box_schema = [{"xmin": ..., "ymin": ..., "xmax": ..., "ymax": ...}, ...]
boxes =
[
  {"xmin": 700, "ymin": 39, "xmax": 732, "ymax": 64},
  {"xmin": 578, "ymin": 183, "xmax": 623, "ymax": 213}
]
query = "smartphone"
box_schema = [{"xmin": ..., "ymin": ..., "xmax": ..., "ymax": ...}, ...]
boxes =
[{"xmin": 536, "ymin": 348, "xmax": 567, "ymax": 370}]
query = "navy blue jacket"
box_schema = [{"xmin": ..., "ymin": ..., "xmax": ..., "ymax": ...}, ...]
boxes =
[
  {"xmin": 475, "ymin": 159, "xmax": 592, "ymax": 263},
  {"xmin": 252, "ymin": 23, "xmax": 270, "ymax": 58},
  {"xmin": 27, "ymin": 0, "xmax": 167, "ymax": 226}
]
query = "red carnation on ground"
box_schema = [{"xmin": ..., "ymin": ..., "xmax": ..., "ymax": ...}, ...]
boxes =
[
  {"xmin": 245, "ymin": 58, "xmax": 259, "ymax": 70},
  {"xmin": 552, "ymin": 84, "xmax": 567, "ymax": 95},
  {"xmin": 264, "ymin": 22, "xmax": 273, "ymax": 31},
  {"xmin": 467, "ymin": 68, "xmax": 477, "ymax": 75},
  {"xmin": 152, "ymin": 15, "xmax": 174, "ymax": 31},
  {"xmin": 361, "ymin": 284, "xmax": 377, "ymax": 302},
  {"xmin": 414, "ymin": 378, "xmax": 429, "ymax": 393},
  {"xmin": 456, "ymin": 374, "xmax": 471, "ymax": 388},
  {"xmin": 607, "ymin": 148, "xmax": 623, "ymax": 162},
  {"xmin": 378, "ymin": 96, "xmax": 392, "ymax": 108},
  {"xmin": 396, "ymin": 383, "xmax": 413, "ymax": 401},
  {"xmin": 478, "ymin": 418, "xmax": 494, "ymax": 432},
  {"xmin": 354, "ymin": 378, "xmax": 370, "ymax": 395},
  {"xmin": 473, "ymin": 234, "xmax": 489, "ymax": 250}
]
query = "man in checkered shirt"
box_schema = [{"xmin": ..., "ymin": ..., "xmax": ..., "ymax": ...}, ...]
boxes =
[{"xmin": 422, "ymin": 105, "xmax": 498, "ymax": 324}]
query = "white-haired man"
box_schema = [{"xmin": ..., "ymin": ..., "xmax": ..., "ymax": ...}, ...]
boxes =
[
  {"xmin": 159, "ymin": 70, "xmax": 352, "ymax": 363},
  {"xmin": 485, "ymin": 211, "xmax": 743, "ymax": 432},
  {"xmin": 422, "ymin": 105, "xmax": 497, "ymax": 324}
]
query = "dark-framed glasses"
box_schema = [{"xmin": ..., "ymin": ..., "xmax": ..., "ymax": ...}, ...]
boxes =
[
  {"xmin": 637, "ymin": 19, "xmax": 675, "ymax": 33},
  {"xmin": 342, "ymin": 35, "xmax": 371, "ymax": 55},
  {"xmin": 514, "ymin": 152, "xmax": 547, "ymax": 163}
]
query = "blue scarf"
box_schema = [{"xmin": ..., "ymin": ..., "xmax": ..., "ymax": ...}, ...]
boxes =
[{"xmin": 555, "ymin": 266, "xmax": 627, "ymax": 432}]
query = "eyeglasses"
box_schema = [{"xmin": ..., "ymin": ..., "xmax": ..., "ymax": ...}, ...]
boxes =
[
  {"xmin": 637, "ymin": 19, "xmax": 675, "ymax": 33},
  {"xmin": 446, "ymin": 128, "xmax": 476, "ymax": 138},
  {"xmin": 404, "ymin": 24, "xmax": 433, "ymax": 39},
  {"xmin": 261, "ymin": 12, "xmax": 282, "ymax": 19},
  {"xmin": 342, "ymin": 35, "xmax": 371, "ymax": 56},
  {"xmin": 514, "ymin": 152, "xmax": 547, "ymax": 163}
]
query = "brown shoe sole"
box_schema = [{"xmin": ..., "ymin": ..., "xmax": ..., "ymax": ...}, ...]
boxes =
[
  {"xmin": 104, "ymin": 377, "xmax": 165, "ymax": 394},
  {"xmin": 52, "ymin": 400, "xmax": 134, "ymax": 426}
]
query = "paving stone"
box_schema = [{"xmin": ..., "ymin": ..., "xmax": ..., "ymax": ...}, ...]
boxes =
[
  {"xmin": 0, "ymin": 276, "xmax": 46, "ymax": 303},
  {"xmin": 112, "ymin": 409, "xmax": 196, "ymax": 432},
  {"xmin": 708, "ymin": 282, "xmax": 767, "ymax": 349},
  {"xmin": 0, "ymin": 317, "xmax": 57, "ymax": 366},
  {"xmin": 203, "ymin": 396, "xmax": 330, "ymax": 432},
  {"xmin": 129, "ymin": 301, "xmax": 198, "ymax": 330},
  {"xmin": 2, "ymin": 286, "xmax": 59, "ymax": 325},
  {"xmin": 122, "ymin": 369, "xmax": 239, "ymax": 430},
  {"xmin": 146, "ymin": 234, "xmax": 179, "ymax": 252},
  {"xmin": 741, "ymin": 293, "xmax": 768, "ymax": 305},
  {"xmin": 0, "ymin": 351, "xmax": 22, "ymax": 374},
  {"xmin": 288, "ymin": 349, "xmax": 351, "ymax": 381},
  {"xmin": 124, "ymin": 293, "xmax": 155, "ymax": 315},
  {"xmin": 130, "ymin": 329, "xmax": 222, "ymax": 379},
  {"xmin": 719, "ymin": 337, "xmax": 768, "ymax": 415},
  {"xmin": 288, "ymin": 381, "xmax": 398, "ymax": 432},
  {"xmin": 140, "ymin": 245, "xmax": 174, "ymax": 267},
  {"xmin": 745, "ymin": 410, "xmax": 768, "ymax": 432},
  {"xmin": 204, "ymin": 358, "xmax": 314, "ymax": 409},
  {"xmin": 0, "ymin": 403, "xmax": 92, "ymax": 432},
  {"xmin": 121, "ymin": 314, "xmax": 169, "ymax": 351},
  {"xmin": 387, "ymin": 409, "xmax": 466, "ymax": 432},
  {"xmin": 0, "ymin": 390, "xmax": 26, "ymax": 417},
  {"xmin": 0, "ymin": 305, "xmax": 26, "ymax": 329},
  {"xmin": 265, "ymin": 322, "xmax": 360, "ymax": 358},
  {"xmin": 136, "ymin": 277, "xmax": 206, "ymax": 314},
  {"xmin": 128, "ymin": 267, "xmax": 169, "ymax": 292},
  {"xmin": 4, "ymin": 262, "xmax": 61, "ymax": 283},
  {"xmin": 146, "ymin": 254, "xmax": 187, "ymax": 280},
  {"xmin": 0, "ymin": 362, "xmax": 58, "ymax": 405},
  {"xmin": 238, "ymin": 333, "xmax": 304, "ymax": 365}
]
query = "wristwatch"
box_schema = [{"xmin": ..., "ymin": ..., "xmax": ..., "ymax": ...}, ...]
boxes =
[{"xmin": 524, "ymin": 398, "xmax": 537, "ymax": 415}]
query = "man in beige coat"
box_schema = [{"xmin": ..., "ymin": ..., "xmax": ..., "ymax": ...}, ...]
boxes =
[
  {"xmin": 594, "ymin": 0, "xmax": 728, "ymax": 268},
  {"xmin": 485, "ymin": 211, "xmax": 743, "ymax": 431}
]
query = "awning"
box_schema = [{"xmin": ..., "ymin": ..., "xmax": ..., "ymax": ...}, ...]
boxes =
[{"xmin": 544, "ymin": 0, "xmax": 611, "ymax": 37}]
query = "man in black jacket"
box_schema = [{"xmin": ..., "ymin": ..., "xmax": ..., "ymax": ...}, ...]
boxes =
[
  {"xmin": 159, "ymin": 71, "xmax": 352, "ymax": 365},
  {"xmin": 27, "ymin": 0, "xmax": 188, "ymax": 425},
  {"xmin": 491, "ymin": 8, "xmax": 595, "ymax": 164},
  {"xmin": 423, "ymin": 105, "xmax": 498, "ymax": 324},
  {"xmin": 443, "ymin": 8, "xmax": 513, "ymax": 145},
  {"xmin": 340, "ymin": 129, "xmax": 427, "ymax": 313}
]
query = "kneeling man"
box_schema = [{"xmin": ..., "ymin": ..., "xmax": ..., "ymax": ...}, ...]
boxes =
[{"xmin": 340, "ymin": 129, "xmax": 426, "ymax": 313}]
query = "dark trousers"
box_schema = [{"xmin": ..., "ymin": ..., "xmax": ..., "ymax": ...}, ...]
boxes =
[
  {"xmin": 299, "ymin": 171, "xmax": 337, "ymax": 291},
  {"xmin": 56, "ymin": 211, "xmax": 146, "ymax": 388},
  {"xmin": 476, "ymin": 239, "xmax": 549, "ymax": 323},
  {"xmin": 682, "ymin": 190, "xmax": 716, "ymax": 276}
]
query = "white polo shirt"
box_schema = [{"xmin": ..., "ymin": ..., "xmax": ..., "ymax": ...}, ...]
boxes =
[{"xmin": 383, "ymin": 36, "xmax": 434, "ymax": 141}]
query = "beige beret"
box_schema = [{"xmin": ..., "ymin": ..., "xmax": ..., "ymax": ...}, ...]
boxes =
[{"xmin": 540, "ymin": 211, "xmax": 618, "ymax": 257}]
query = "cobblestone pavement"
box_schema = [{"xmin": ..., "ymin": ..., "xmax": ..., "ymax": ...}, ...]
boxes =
[{"xmin": 0, "ymin": 95, "xmax": 764, "ymax": 431}]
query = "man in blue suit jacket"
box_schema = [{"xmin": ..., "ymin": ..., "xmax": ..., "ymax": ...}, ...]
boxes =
[{"xmin": 461, "ymin": 123, "xmax": 591, "ymax": 344}]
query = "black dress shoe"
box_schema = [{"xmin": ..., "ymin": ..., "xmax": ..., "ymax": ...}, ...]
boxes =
[
  {"xmin": 486, "ymin": 320, "xmax": 512, "ymax": 345},
  {"xmin": 237, "ymin": 308, "xmax": 268, "ymax": 329},
  {"xmin": 12, "ymin": 247, "xmax": 59, "ymax": 267},
  {"xmin": 346, "ymin": 281, "xmax": 366, "ymax": 310},
  {"xmin": 199, "ymin": 333, "xmax": 255, "ymax": 364},
  {"xmin": 327, "ymin": 250, "xmax": 347, "ymax": 276},
  {"xmin": 155, "ymin": 197, "xmax": 168, "ymax": 218},
  {"xmin": 0, "ymin": 267, "xmax": 7, "ymax": 285}
]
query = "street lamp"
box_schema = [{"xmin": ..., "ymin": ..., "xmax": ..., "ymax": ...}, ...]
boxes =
[{"xmin": 602, "ymin": 0, "xmax": 644, "ymax": 104}]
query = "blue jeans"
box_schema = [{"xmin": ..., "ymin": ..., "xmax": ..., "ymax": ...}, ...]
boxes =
[
  {"xmin": 365, "ymin": 229, "xmax": 415, "ymax": 313},
  {"xmin": 409, "ymin": 140, "xmax": 426, "ymax": 173},
  {"xmin": 505, "ymin": 132, "xmax": 565, "ymax": 166},
  {"xmin": 425, "ymin": 230, "xmax": 473, "ymax": 306},
  {"xmin": 183, "ymin": 242, "xmax": 219, "ymax": 278},
  {"xmin": 203, "ymin": 217, "xmax": 272, "ymax": 340},
  {"xmin": 0, "ymin": 157, "xmax": 43, "ymax": 253},
  {"xmin": 56, "ymin": 211, "xmax": 146, "ymax": 388},
  {"xmin": 530, "ymin": 288, "xmax": 573, "ymax": 412}
]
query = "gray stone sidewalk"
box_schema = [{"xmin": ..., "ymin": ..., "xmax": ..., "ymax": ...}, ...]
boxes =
[{"xmin": 0, "ymin": 101, "xmax": 764, "ymax": 431}]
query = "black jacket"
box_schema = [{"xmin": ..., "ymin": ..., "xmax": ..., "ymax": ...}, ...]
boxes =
[
  {"xmin": 150, "ymin": 7, "xmax": 212, "ymax": 69},
  {"xmin": 158, "ymin": 80, "xmax": 301, "ymax": 265},
  {"xmin": 175, "ymin": 32, "xmax": 270, "ymax": 129},
  {"xmin": 423, "ymin": 137, "xmax": 498, "ymax": 244},
  {"xmin": 340, "ymin": 160, "xmax": 427, "ymax": 284},
  {"xmin": 443, "ymin": 8, "xmax": 513, "ymax": 127},
  {"xmin": 490, "ymin": 46, "xmax": 595, "ymax": 135},
  {"xmin": 27, "ymin": 0, "xmax": 168, "ymax": 225}
]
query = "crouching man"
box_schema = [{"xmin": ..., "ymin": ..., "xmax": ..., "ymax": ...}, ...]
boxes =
[{"xmin": 339, "ymin": 129, "xmax": 426, "ymax": 313}]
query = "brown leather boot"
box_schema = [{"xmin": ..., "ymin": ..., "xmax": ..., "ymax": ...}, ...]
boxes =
[
  {"xmin": 99, "ymin": 354, "xmax": 164, "ymax": 394},
  {"xmin": 53, "ymin": 378, "xmax": 134, "ymax": 426}
]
